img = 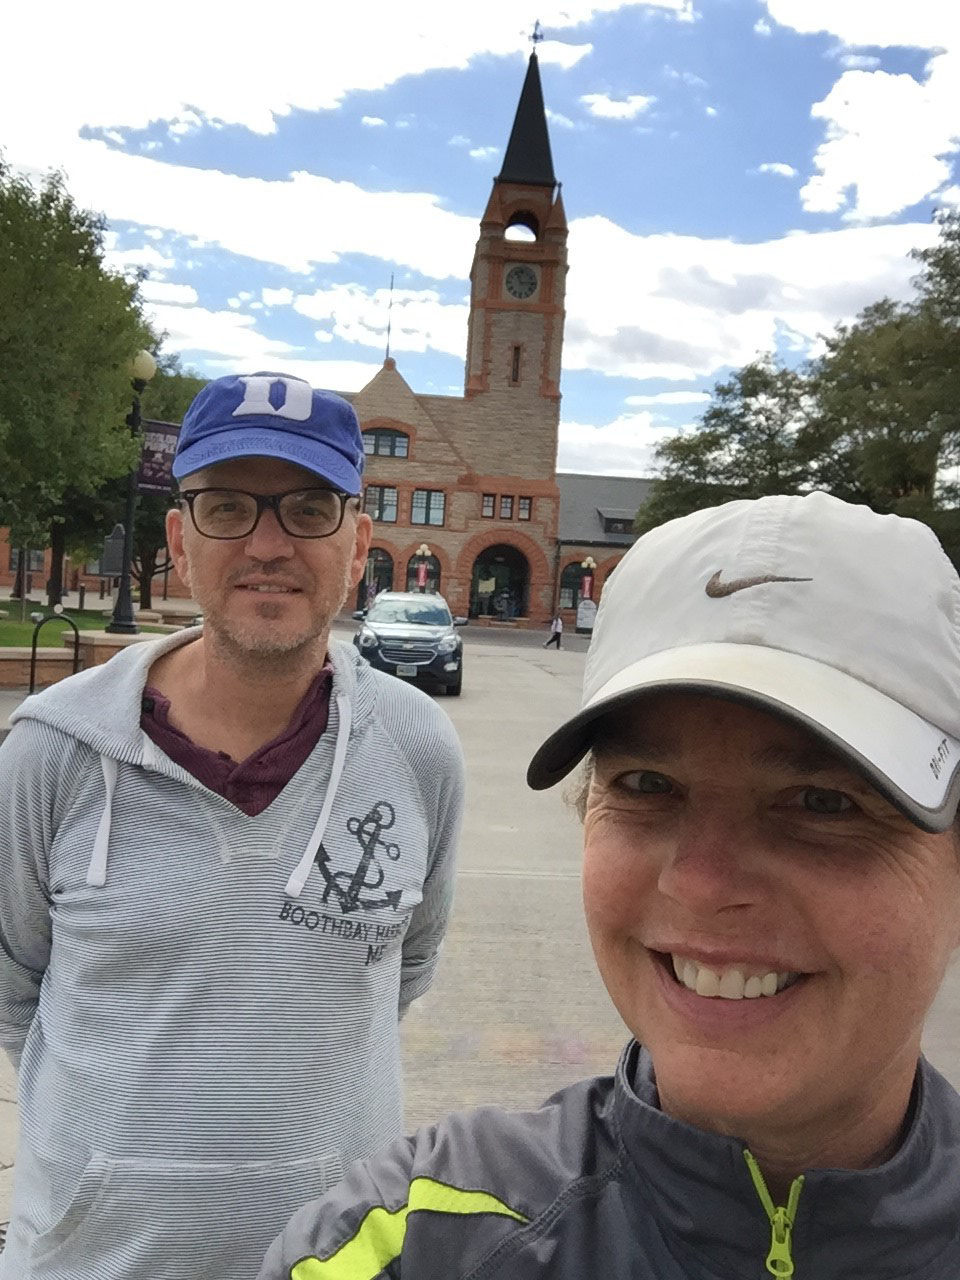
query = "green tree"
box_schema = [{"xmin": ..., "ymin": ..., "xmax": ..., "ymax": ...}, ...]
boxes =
[
  {"xmin": 0, "ymin": 160, "xmax": 153, "ymax": 604},
  {"xmin": 635, "ymin": 357, "xmax": 808, "ymax": 535}
]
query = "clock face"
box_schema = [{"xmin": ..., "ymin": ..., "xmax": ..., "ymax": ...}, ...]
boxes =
[{"xmin": 504, "ymin": 264, "xmax": 538, "ymax": 300}]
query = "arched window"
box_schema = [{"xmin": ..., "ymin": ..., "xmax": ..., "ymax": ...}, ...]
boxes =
[
  {"xmin": 406, "ymin": 553, "xmax": 441, "ymax": 594},
  {"xmin": 558, "ymin": 562, "xmax": 586, "ymax": 610},
  {"xmin": 505, "ymin": 212, "xmax": 539, "ymax": 241},
  {"xmin": 363, "ymin": 428, "xmax": 409, "ymax": 458},
  {"xmin": 357, "ymin": 548, "xmax": 394, "ymax": 611}
]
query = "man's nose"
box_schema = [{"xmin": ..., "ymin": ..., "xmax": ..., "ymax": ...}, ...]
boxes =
[
  {"xmin": 243, "ymin": 506, "xmax": 294, "ymax": 559},
  {"xmin": 656, "ymin": 809, "xmax": 761, "ymax": 916}
]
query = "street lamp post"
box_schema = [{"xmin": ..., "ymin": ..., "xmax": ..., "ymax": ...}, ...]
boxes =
[
  {"xmin": 415, "ymin": 543, "xmax": 431, "ymax": 592},
  {"xmin": 580, "ymin": 555, "xmax": 597, "ymax": 602},
  {"xmin": 106, "ymin": 350, "xmax": 157, "ymax": 635}
]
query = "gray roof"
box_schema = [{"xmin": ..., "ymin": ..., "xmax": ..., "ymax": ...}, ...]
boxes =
[{"xmin": 556, "ymin": 473, "xmax": 655, "ymax": 545}]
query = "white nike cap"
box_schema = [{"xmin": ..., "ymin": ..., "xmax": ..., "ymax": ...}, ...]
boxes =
[{"xmin": 527, "ymin": 491, "xmax": 960, "ymax": 831}]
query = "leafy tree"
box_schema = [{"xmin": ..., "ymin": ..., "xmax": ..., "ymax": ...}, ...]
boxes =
[
  {"xmin": 0, "ymin": 160, "xmax": 153, "ymax": 604},
  {"xmin": 635, "ymin": 357, "xmax": 808, "ymax": 535}
]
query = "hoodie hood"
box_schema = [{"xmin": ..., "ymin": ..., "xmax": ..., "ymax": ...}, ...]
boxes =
[{"xmin": 9, "ymin": 628, "xmax": 372, "ymax": 766}]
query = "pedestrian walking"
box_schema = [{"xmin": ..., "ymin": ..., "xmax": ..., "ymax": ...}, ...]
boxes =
[
  {"xmin": 543, "ymin": 613, "xmax": 563, "ymax": 649},
  {"xmin": 261, "ymin": 493, "xmax": 960, "ymax": 1280},
  {"xmin": 0, "ymin": 372, "xmax": 465, "ymax": 1279}
]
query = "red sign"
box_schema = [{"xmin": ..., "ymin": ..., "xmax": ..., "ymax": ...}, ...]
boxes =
[
  {"xmin": 581, "ymin": 573, "xmax": 594, "ymax": 600},
  {"xmin": 416, "ymin": 560, "xmax": 428, "ymax": 587}
]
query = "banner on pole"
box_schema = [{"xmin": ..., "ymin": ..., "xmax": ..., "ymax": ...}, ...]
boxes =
[{"xmin": 137, "ymin": 420, "xmax": 180, "ymax": 494}]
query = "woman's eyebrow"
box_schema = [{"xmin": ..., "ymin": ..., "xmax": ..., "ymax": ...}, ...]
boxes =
[{"xmin": 752, "ymin": 744, "xmax": 851, "ymax": 777}]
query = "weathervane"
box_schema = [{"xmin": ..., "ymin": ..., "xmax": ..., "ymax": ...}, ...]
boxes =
[{"xmin": 531, "ymin": 19, "xmax": 544, "ymax": 45}]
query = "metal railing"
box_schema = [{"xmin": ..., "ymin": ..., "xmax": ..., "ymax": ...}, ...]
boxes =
[{"xmin": 29, "ymin": 612, "xmax": 81, "ymax": 695}]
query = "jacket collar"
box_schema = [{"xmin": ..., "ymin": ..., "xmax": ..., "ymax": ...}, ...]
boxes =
[{"xmin": 613, "ymin": 1041, "xmax": 960, "ymax": 1279}]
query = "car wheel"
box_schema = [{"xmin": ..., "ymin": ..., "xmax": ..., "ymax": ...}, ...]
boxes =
[{"xmin": 445, "ymin": 672, "xmax": 463, "ymax": 697}]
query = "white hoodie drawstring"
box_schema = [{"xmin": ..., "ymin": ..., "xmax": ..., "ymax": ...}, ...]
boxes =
[
  {"xmin": 284, "ymin": 693, "xmax": 353, "ymax": 899},
  {"xmin": 86, "ymin": 756, "xmax": 118, "ymax": 887}
]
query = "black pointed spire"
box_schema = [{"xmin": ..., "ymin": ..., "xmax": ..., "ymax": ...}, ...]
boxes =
[{"xmin": 497, "ymin": 52, "xmax": 556, "ymax": 187}]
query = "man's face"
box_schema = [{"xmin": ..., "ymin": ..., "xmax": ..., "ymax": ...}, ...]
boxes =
[
  {"xmin": 167, "ymin": 457, "xmax": 372, "ymax": 660},
  {"xmin": 582, "ymin": 691, "xmax": 960, "ymax": 1145}
]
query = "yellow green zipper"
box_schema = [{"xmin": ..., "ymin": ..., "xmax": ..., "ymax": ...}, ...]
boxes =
[{"xmin": 743, "ymin": 1149, "xmax": 805, "ymax": 1277}]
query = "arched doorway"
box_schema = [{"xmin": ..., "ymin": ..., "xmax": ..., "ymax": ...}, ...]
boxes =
[
  {"xmin": 405, "ymin": 554, "xmax": 441, "ymax": 594},
  {"xmin": 356, "ymin": 547, "xmax": 394, "ymax": 611},
  {"xmin": 469, "ymin": 544, "xmax": 530, "ymax": 619}
]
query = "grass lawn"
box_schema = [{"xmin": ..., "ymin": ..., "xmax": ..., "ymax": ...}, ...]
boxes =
[{"xmin": 0, "ymin": 601, "xmax": 168, "ymax": 646}]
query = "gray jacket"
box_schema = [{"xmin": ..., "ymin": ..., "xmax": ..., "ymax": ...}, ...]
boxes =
[
  {"xmin": 0, "ymin": 632, "xmax": 465, "ymax": 1279},
  {"xmin": 259, "ymin": 1041, "xmax": 960, "ymax": 1279}
]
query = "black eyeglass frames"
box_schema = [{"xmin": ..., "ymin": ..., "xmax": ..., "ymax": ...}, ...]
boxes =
[{"xmin": 178, "ymin": 487, "xmax": 356, "ymax": 540}]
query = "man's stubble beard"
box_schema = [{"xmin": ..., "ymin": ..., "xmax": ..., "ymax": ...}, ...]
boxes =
[{"xmin": 195, "ymin": 555, "xmax": 356, "ymax": 671}]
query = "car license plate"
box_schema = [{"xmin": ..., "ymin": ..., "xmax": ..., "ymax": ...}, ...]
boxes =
[{"xmin": 396, "ymin": 663, "xmax": 418, "ymax": 677}]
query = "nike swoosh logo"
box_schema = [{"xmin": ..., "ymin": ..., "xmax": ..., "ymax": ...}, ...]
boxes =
[{"xmin": 705, "ymin": 570, "xmax": 813, "ymax": 598}]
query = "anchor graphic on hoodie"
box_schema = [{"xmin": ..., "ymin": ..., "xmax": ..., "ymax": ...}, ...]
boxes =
[{"xmin": 314, "ymin": 800, "xmax": 403, "ymax": 914}]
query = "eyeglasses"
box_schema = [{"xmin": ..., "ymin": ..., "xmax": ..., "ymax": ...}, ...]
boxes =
[{"xmin": 179, "ymin": 487, "xmax": 355, "ymax": 540}]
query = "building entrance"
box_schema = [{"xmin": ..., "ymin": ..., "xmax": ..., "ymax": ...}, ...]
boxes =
[
  {"xmin": 356, "ymin": 547, "xmax": 394, "ymax": 611},
  {"xmin": 469, "ymin": 544, "xmax": 529, "ymax": 619}
]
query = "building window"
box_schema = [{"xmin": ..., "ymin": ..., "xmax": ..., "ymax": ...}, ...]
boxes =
[
  {"xmin": 364, "ymin": 485, "xmax": 398, "ymax": 522},
  {"xmin": 559, "ymin": 562, "xmax": 584, "ymax": 609},
  {"xmin": 510, "ymin": 344, "xmax": 522, "ymax": 384},
  {"xmin": 499, "ymin": 495, "xmax": 513, "ymax": 520},
  {"xmin": 9, "ymin": 547, "xmax": 45, "ymax": 572},
  {"xmin": 602, "ymin": 517, "xmax": 631, "ymax": 534},
  {"xmin": 481, "ymin": 493, "xmax": 495, "ymax": 518},
  {"xmin": 362, "ymin": 428, "xmax": 409, "ymax": 458},
  {"xmin": 518, "ymin": 497, "xmax": 532, "ymax": 521},
  {"xmin": 411, "ymin": 489, "xmax": 445, "ymax": 527}
]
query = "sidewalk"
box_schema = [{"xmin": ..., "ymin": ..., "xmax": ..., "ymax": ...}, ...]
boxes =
[{"xmin": 0, "ymin": 584, "xmax": 199, "ymax": 622}]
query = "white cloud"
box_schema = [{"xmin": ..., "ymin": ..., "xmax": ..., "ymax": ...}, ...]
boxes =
[
  {"xmin": 262, "ymin": 287, "xmax": 295, "ymax": 306},
  {"xmin": 558, "ymin": 411, "xmax": 674, "ymax": 474},
  {"xmin": 537, "ymin": 40, "xmax": 593, "ymax": 69},
  {"xmin": 103, "ymin": 244, "xmax": 174, "ymax": 276},
  {"xmin": 562, "ymin": 215, "xmax": 938, "ymax": 381},
  {"xmin": 146, "ymin": 304, "xmax": 298, "ymax": 362},
  {"xmin": 581, "ymin": 92, "xmax": 655, "ymax": 120},
  {"xmin": 624, "ymin": 390, "xmax": 711, "ymax": 406},
  {"xmin": 140, "ymin": 280, "xmax": 199, "ymax": 305},
  {"xmin": 469, "ymin": 146, "xmax": 500, "ymax": 161},
  {"xmin": 546, "ymin": 108, "xmax": 577, "ymax": 129},
  {"xmin": 837, "ymin": 53, "xmax": 881, "ymax": 70},
  {"xmin": 757, "ymin": 162, "xmax": 798, "ymax": 178},
  {"xmin": 705, "ymin": 105, "xmax": 718, "ymax": 117},
  {"xmin": 763, "ymin": 3, "xmax": 960, "ymax": 221},
  {"xmin": 361, "ymin": 116, "xmax": 387, "ymax": 127},
  {"xmin": 754, "ymin": 18, "xmax": 773, "ymax": 36},
  {"xmin": 762, "ymin": 1, "xmax": 958, "ymax": 50},
  {"xmin": 448, "ymin": 134, "xmax": 471, "ymax": 146},
  {"xmin": 800, "ymin": 67, "xmax": 960, "ymax": 219},
  {"xmin": 663, "ymin": 66, "xmax": 708, "ymax": 89},
  {"xmin": 292, "ymin": 283, "xmax": 469, "ymax": 357}
]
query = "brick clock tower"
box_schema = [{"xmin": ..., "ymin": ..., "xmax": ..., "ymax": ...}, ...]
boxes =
[
  {"xmin": 343, "ymin": 50, "xmax": 568, "ymax": 626},
  {"xmin": 465, "ymin": 53, "xmax": 568, "ymax": 430}
]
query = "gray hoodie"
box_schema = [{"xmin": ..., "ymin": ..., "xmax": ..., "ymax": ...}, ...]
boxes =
[{"xmin": 0, "ymin": 631, "xmax": 465, "ymax": 1279}]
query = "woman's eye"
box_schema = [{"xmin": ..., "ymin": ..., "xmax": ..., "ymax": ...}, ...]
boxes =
[
  {"xmin": 618, "ymin": 770, "xmax": 673, "ymax": 795},
  {"xmin": 796, "ymin": 788, "xmax": 854, "ymax": 815}
]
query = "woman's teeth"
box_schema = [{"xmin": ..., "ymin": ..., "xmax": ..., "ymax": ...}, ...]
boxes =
[{"xmin": 670, "ymin": 954, "xmax": 800, "ymax": 1000}]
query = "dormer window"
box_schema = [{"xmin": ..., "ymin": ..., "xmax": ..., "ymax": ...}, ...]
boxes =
[{"xmin": 363, "ymin": 428, "xmax": 409, "ymax": 458}]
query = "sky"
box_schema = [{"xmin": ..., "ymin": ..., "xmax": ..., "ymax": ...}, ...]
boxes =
[{"xmin": 4, "ymin": 1, "xmax": 960, "ymax": 476}]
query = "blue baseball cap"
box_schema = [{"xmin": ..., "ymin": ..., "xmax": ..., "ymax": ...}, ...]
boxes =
[{"xmin": 172, "ymin": 372, "xmax": 365, "ymax": 494}]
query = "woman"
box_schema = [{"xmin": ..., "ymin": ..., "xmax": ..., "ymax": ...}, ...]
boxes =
[{"xmin": 261, "ymin": 492, "xmax": 960, "ymax": 1279}]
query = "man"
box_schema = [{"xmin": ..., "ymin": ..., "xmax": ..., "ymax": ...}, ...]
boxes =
[
  {"xmin": 543, "ymin": 613, "xmax": 562, "ymax": 649},
  {"xmin": 261, "ymin": 492, "xmax": 960, "ymax": 1279},
  {"xmin": 0, "ymin": 372, "xmax": 465, "ymax": 1278}
]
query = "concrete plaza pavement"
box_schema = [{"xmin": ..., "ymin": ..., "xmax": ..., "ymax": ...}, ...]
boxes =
[{"xmin": 2, "ymin": 625, "xmax": 960, "ymax": 1223}]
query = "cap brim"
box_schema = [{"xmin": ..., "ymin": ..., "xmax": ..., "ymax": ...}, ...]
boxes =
[
  {"xmin": 172, "ymin": 427, "xmax": 361, "ymax": 494},
  {"xmin": 526, "ymin": 643, "xmax": 960, "ymax": 832}
]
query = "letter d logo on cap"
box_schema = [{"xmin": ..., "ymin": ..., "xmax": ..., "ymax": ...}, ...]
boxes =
[{"xmin": 232, "ymin": 375, "xmax": 312, "ymax": 422}]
